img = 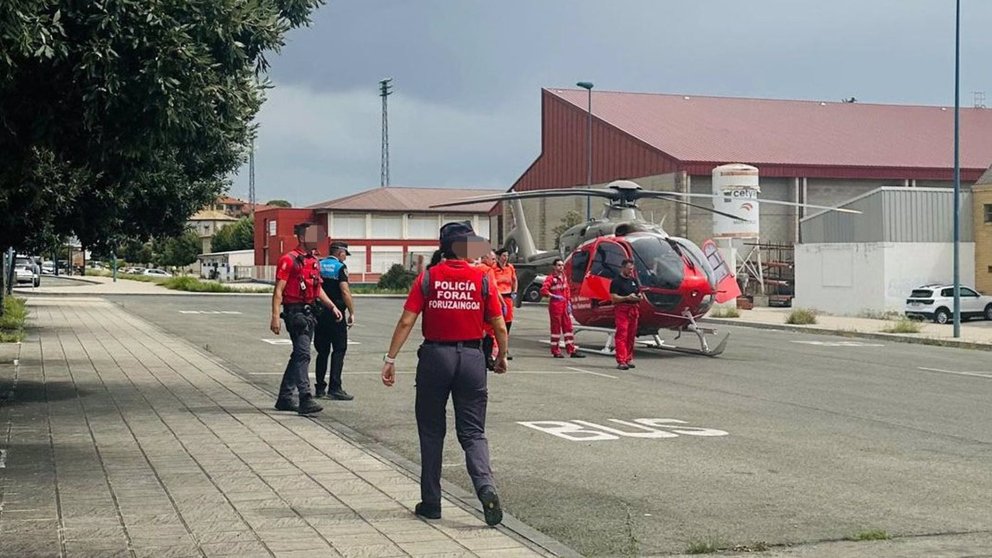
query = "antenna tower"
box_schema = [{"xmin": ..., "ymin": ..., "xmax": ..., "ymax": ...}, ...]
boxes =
[{"xmin": 379, "ymin": 78, "xmax": 393, "ymax": 187}]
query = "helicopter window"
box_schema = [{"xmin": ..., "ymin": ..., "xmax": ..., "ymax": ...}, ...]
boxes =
[
  {"xmin": 569, "ymin": 250, "xmax": 590, "ymax": 283},
  {"xmin": 672, "ymin": 238, "xmax": 717, "ymax": 290},
  {"xmin": 629, "ymin": 237, "xmax": 684, "ymax": 290},
  {"xmin": 590, "ymin": 242, "xmax": 627, "ymax": 279}
]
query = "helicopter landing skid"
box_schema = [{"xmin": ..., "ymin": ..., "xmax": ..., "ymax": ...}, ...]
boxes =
[{"xmin": 569, "ymin": 316, "xmax": 729, "ymax": 358}]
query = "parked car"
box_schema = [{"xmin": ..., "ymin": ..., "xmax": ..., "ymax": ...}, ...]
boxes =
[
  {"xmin": 904, "ymin": 284, "xmax": 992, "ymax": 324},
  {"xmin": 123, "ymin": 267, "xmax": 146, "ymax": 275},
  {"xmin": 41, "ymin": 260, "xmax": 55, "ymax": 275},
  {"xmin": 522, "ymin": 274, "xmax": 547, "ymax": 303},
  {"xmin": 142, "ymin": 268, "xmax": 171, "ymax": 278},
  {"xmin": 13, "ymin": 257, "xmax": 40, "ymax": 287}
]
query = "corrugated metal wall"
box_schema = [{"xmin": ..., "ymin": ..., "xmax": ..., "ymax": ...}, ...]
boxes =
[
  {"xmin": 801, "ymin": 187, "xmax": 973, "ymax": 243},
  {"xmin": 512, "ymin": 91, "xmax": 681, "ymax": 191}
]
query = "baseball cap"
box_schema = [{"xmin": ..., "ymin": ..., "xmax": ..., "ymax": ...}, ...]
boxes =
[
  {"xmin": 439, "ymin": 221, "xmax": 490, "ymax": 258},
  {"xmin": 330, "ymin": 241, "xmax": 351, "ymax": 256}
]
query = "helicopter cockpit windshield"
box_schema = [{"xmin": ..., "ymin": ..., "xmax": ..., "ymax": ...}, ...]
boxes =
[{"xmin": 628, "ymin": 235, "xmax": 684, "ymax": 289}]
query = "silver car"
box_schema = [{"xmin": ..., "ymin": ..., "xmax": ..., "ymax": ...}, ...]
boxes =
[{"xmin": 13, "ymin": 257, "xmax": 40, "ymax": 287}]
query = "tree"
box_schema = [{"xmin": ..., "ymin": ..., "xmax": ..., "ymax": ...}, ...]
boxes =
[
  {"xmin": 156, "ymin": 229, "xmax": 201, "ymax": 268},
  {"xmin": 0, "ymin": 0, "xmax": 323, "ymax": 257},
  {"xmin": 552, "ymin": 210, "xmax": 585, "ymax": 249},
  {"xmin": 265, "ymin": 199, "xmax": 292, "ymax": 208},
  {"xmin": 212, "ymin": 217, "xmax": 254, "ymax": 252}
]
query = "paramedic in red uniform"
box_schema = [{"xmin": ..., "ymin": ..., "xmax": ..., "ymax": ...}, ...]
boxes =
[
  {"xmin": 270, "ymin": 223, "xmax": 343, "ymax": 415},
  {"xmin": 539, "ymin": 258, "xmax": 585, "ymax": 359},
  {"xmin": 610, "ymin": 258, "xmax": 641, "ymax": 370},
  {"xmin": 380, "ymin": 221, "xmax": 508, "ymax": 526}
]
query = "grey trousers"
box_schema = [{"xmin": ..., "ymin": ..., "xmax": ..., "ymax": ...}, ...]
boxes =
[
  {"xmin": 415, "ymin": 343, "xmax": 494, "ymax": 506},
  {"xmin": 279, "ymin": 307, "xmax": 315, "ymax": 399}
]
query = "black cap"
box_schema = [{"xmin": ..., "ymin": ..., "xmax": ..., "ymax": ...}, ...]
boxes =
[
  {"xmin": 439, "ymin": 221, "xmax": 488, "ymax": 252},
  {"xmin": 330, "ymin": 241, "xmax": 351, "ymax": 256},
  {"xmin": 293, "ymin": 222, "xmax": 313, "ymax": 236}
]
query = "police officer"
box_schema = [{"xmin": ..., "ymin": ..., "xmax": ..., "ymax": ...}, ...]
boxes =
[
  {"xmin": 610, "ymin": 258, "xmax": 642, "ymax": 370},
  {"xmin": 314, "ymin": 241, "xmax": 355, "ymax": 400},
  {"xmin": 380, "ymin": 221, "xmax": 508, "ymax": 526},
  {"xmin": 271, "ymin": 223, "xmax": 343, "ymax": 414}
]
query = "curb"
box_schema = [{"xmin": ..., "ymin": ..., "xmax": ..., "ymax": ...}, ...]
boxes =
[{"xmin": 702, "ymin": 317, "xmax": 992, "ymax": 351}]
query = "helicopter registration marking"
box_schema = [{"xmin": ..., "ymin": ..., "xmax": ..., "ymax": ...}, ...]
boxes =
[
  {"xmin": 790, "ymin": 340, "xmax": 884, "ymax": 347},
  {"xmin": 518, "ymin": 418, "xmax": 728, "ymax": 442}
]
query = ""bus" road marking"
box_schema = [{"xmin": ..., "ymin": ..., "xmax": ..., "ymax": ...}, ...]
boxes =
[{"xmin": 517, "ymin": 418, "xmax": 728, "ymax": 442}]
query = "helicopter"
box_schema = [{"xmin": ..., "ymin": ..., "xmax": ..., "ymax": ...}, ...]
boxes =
[{"xmin": 432, "ymin": 180, "xmax": 859, "ymax": 357}]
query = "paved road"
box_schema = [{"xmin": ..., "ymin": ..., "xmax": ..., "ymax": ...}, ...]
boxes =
[{"xmin": 104, "ymin": 295, "xmax": 992, "ymax": 556}]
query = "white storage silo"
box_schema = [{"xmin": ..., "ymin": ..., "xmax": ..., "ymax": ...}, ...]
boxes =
[{"xmin": 712, "ymin": 163, "xmax": 760, "ymax": 237}]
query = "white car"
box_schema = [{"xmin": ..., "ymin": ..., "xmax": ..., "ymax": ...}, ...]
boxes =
[
  {"xmin": 13, "ymin": 257, "xmax": 40, "ymax": 287},
  {"xmin": 142, "ymin": 268, "xmax": 171, "ymax": 277},
  {"xmin": 904, "ymin": 284, "xmax": 992, "ymax": 324}
]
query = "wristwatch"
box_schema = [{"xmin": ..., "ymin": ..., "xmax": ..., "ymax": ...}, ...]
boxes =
[{"xmin": 383, "ymin": 354, "xmax": 396, "ymax": 364}]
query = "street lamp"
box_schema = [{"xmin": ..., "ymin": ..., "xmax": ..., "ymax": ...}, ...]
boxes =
[
  {"xmin": 577, "ymin": 81, "xmax": 594, "ymax": 220},
  {"xmin": 953, "ymin": 0, "xmax": 961, "ymax": 337}
]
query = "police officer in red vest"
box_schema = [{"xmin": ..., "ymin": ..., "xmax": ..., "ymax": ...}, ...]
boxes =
[
  {"xmin": 271, "ymin": 223, "xmax": 343, "ymax": 415},
  {"xmin": 380, "ymin": 221, "xmax": 508, "ymax": 526}
]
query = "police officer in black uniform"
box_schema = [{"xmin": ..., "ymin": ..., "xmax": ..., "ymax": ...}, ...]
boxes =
[
  {"xmin": 314, "ymin": 241, "xmax": 355, "ymax": 400},
  {"xmin": 380, "ymin": 222, "xmax": 508, "ymax": 526}
]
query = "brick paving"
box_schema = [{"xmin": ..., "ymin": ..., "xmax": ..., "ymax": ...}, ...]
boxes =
[{"xmin": 0, "ymin": 298, "xmax": 547, "ymax": 558}]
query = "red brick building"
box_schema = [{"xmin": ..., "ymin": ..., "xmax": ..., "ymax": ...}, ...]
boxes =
[{"xmin": 254, "ymin": 187, "xmax": 500, "ymax": 283}]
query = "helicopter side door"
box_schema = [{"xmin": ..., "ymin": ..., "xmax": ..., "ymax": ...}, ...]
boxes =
[{"xmin": 578, "ymin": 240, "xmax": 629, "ymax": 303}]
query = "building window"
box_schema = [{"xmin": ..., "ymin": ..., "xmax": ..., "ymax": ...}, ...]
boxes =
[
  {"xmin": 371, "ymin": 215, "xmax": 402, "ymax": 239},
  {"xmin": 408, "ymin": 215, "xmax": 438, "ymax": 239},
  {"xmin": 985, "ymin": 204, "xmax": 992, "ymax": 223},
  {"xmin": 371, "ymin": 250, "xmax": 404, "ymax": 273},
  {"xmin": 332, "ymin": 213, "xmax": 366, "ymax": 238}
]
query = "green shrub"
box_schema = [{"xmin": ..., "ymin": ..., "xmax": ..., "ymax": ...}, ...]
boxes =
[
  {"xmin": 0, "ymin": 297, "xmax": 28, "ymax": 343},
  {"xmin": 377, "ymin": 264, "xmax": 416, "ymax": 290},
  {"xmin": 786, "ymin": 308, "xmax": 818, "ymax": 325},
  {"xmin": 849, "ymin": 529, "xmax": 889, "ymax": 541},
  {"xmin": 881, "ymin": 317, "xmax": 922, "ymax": 334},
  {"xmin": 708, "ymin": 306, "xmax": 740, "ymax": 318},
  {"xmin": 685, "ymin": 539, "xmax": 720, "ymax": 554},
  {"xmin": 350, "ymin": 284, "xmax": 409, "ymax": 295},
  {"xmin": 163, "ymin": 276, "xmax": 233, "ymax": 292}
]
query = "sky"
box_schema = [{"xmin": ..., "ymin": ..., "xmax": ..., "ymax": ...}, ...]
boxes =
[{"xmin": 229, "ymin": 0, "xmax": 992, "ymax": 207}]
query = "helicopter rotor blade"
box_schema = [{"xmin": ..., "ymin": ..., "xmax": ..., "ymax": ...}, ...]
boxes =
[
  {"xmin": 429, "ymin": 188, "xmax": 620, "ymax": 208},
  {"xmin": 633, "ymin": 191, "xmax": 752, "ymax": 221},
  {"xmin": 641, "ymin": 191, "xmax": 862, "ymax": 214}
]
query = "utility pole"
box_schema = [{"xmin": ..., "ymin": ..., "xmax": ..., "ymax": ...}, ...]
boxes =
[
  {"xmin": 379, "ymin": 78, "xmax": 393, "ymax": 188},
  {"xmin": 248, "ymin": 139, "xmax": 256, "ymax": 215}
]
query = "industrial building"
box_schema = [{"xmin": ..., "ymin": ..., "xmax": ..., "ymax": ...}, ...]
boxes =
[
  {"xmin": 252, "ymin": 186, "xmax": 499, "ymax": 283},
  {"xmin": 501, "ymin": 88, "xmax": 992, "ymax": 312}
]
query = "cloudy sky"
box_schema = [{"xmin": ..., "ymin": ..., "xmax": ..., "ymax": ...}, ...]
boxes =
[{"xmin": 229, "ymin": 0, "xmax": 992, "ymax": 206}]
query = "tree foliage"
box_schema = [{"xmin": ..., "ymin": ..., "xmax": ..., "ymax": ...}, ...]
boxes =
[
  {"xmin": 156, "ymin": 229, "xmax": 201, "ymax": 268},
  {"xmin": 265, "ymin": 199, "xmax": 292, "ymax": 208},
  {"xmin": 0, "ymin": 0, "xmax": 324, "ymax": 255},
  {"xmin": 377, "ymin": 264, "xmax": 416, "ymax": 291},
  {"xmin": 212, "ymin": 217, "xmax": 255, "ymax": 252},
  {"xmin": 552, "ymin": 210, "xmax": 585, "ymax": 249}
]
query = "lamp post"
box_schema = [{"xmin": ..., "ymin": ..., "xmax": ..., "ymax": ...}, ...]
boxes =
[
  {"xmin": 577, "ymin": 81, "xmax": 594, "ymax": 220},
  {"xmin": 953, "ymin": 0, "xmax": 961, "ymax": 338}
]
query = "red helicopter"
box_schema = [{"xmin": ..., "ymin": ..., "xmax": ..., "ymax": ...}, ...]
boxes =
[{"xmin": 433, "ymin": 180, "xmax": 858, "ymax": 356}]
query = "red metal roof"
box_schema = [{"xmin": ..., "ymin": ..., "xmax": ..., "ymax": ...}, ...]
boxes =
[
  {"xmin": 548, "ymin": 89, "xmax": 992, "ymax": 173},
  {"xmin": 307, "ymin": 186, "xmax": 503, "ymax": 213}
]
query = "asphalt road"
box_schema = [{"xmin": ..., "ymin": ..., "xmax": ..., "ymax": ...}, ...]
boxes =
[{"xmin": 103, "ymin": 294, "xmax": 992, "ymax": 557}]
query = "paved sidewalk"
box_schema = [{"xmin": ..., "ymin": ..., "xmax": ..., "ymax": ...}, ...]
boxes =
[
  {"xmin": 706, "ymin": 306, "xmax": 992, "ymax": 349},
  {"xmin": 0, "ymin": 298, "xmax": 547, "ymax": 557}
]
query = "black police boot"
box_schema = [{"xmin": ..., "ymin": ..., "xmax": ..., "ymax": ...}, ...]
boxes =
[
  {"xmin": 274, "ymin": 398, "xmax": 298, "ymax": 412},
  {"xmin": 297, "ymin": 394, "xmax": 323, "ymax": 415},
  {"xmin": 477, "ymin": 486, "xmax": 503, "ymax": 526},
  {"xmin": 414, "ymin": 502, "xmax": 441, "ymax": 520},
  {"xmin": 328, "ymin": 389, "xmax": 354, "ymax": 401}
]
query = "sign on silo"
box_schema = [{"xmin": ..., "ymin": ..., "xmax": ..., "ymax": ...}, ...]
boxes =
[{"xmin": 712, "ymin": 163, "xmax": 760, "ymax": 237}]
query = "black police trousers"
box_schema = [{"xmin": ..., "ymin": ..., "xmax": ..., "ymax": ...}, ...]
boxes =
[
  {"xmin": 415, "ymin": 341, "xmax": 494, "ymax": 506},
  {"xmin": 279, "ymin": 305, "xmax": 315, "ymax": 400},
  {"xmin": 314, "ymin": 311, "xmax": 347, "ymax": 394}
]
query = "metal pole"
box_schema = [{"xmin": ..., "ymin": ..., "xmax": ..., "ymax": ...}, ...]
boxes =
[
  {"xmin": 953, "ymin": 0, "xmax": 961, "ymax": 338},
  {"xmin": 586, "ymin": 89, "xmax": 592, "ymax": 219}
]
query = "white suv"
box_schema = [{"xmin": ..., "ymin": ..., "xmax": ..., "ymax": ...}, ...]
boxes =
[{"xmin": 904, "ymin": 284, "xmax": 992, "ymax": 324}]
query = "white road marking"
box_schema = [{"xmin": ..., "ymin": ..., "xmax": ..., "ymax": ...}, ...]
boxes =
[
  {"xmin": 790, "ymin": 340, "xmax": 884, "ymax": 347},
  {"xmin": 566, "ymin": 366, "xmax": 618, "ymax": 379},
  {"xmin": 261, "ymin": 339, "xmax": 292, "ymax": 345},
  {"xmin": 0, "ymin": 449, "xmax": 6, "ymax": 468},
  {"xmin": 179, "ymin": 310, "xmax": 243, "ymax": 314},
  {"xmin": 918, "ymin": 367, "xmax": 992, "ymax": 379}
]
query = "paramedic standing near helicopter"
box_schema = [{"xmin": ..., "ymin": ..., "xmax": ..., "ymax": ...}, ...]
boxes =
[
  {"xmin": 493, "ymin": 248, "xmax": 517, "ymax": 358},
  {"xmin": 610, "ymin": 258, "xmax": 642, "ymax": 370},
  {"xmin": 540, "ymin": 258, "xmax": 585, "ymax": 359},
  {"xmin": 380, "ymin": 221, "xmax": 508, "ymax": 526}
]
